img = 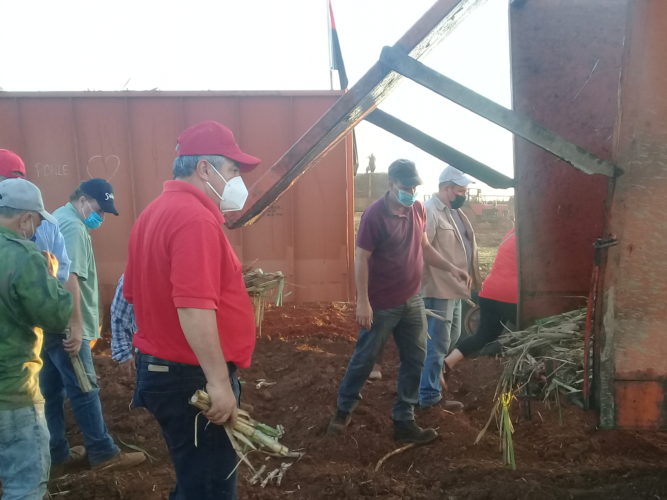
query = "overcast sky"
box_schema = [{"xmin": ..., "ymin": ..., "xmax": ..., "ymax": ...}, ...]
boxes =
[{"xmin": 1, "ymin": 0, "xmax": 513, "ymax": 197}]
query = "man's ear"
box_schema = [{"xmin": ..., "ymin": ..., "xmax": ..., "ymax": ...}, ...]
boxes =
[
  {"xmin": 195, "ymin": 159, "xmax": 212, "ymax": 180},
  {"xmin": 18, "ymin": 211, "xmax": 33, "ymax": 228}
]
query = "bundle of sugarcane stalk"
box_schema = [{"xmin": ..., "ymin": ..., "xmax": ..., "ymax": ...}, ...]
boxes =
[
  {"xmin": 243, "ymin": 269, "xmax": 285, "ymax": 335},
  {"xmin": 476, "ymin": 308, "xmax": 587, "ymax": 469},
  {"xmin": 190, "ymin": 390, "xmax": 303, "ymax": 487}
]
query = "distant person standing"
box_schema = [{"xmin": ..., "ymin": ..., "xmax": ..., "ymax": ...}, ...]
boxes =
[
  {"xmin": 0, "ymin": 178, "xmax": 72, "ymax": 500},
  {"xmin": 43, "ymin": 179, "xmax": 145, "ymax": 471},
  {"xmin": 124, "ymin": 120, "xmax": 260, "ymax": 499},
  {"xmin": 419, "ymin": 165, "xmax": 481, "ymax": 409},
  {"xmin": 328, "ymin": 159, "xmax": 468, "ymax": 444}
]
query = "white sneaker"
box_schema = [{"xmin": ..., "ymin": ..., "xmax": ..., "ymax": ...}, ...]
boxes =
[{"xmin": 368, "ymin": 367, "xmax": 382, "ymax": 380}]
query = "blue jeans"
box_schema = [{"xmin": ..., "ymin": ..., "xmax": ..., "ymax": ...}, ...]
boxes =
[
  {"xmin": 337, "ymin": 294, "xmax": 427, "ymax": 422},
  {"xmin": 132, "ymin": 352, "xmax": 241, "ymax": 500},
  {"xmin": 40, "ymin": 335, "xmax": 119, "ymax": 465},
  {"xmin": 419, "ymin": 298, "xmax": 462, "ymax": 406},
  {"xmin": 0, "ymin": 404, "xmax": 50, "ymax": 500}
]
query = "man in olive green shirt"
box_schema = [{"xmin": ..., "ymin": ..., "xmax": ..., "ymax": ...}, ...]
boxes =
[
  {"xmin": 44, "ymin": 178, "xmax": 144, "ymax": 471},
  {"xmin": 0, "ymin": 178, "xmax": 72, "ymax": 500}
]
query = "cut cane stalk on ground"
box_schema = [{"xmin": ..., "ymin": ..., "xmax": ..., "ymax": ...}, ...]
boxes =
[
  {"xmin": 476, "ymin": 309, "xmax": 588, "ymax": 469},
  {"xmin": 189, "ymin": 389, "xmax": 303, "ymax": 486}
]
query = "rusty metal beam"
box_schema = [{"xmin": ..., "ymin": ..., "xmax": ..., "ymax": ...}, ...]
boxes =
[
  {"xmin": 365, "ymin": 109, "xmax": 514, "ymax": 189},
  {"xmin": 226, "ymin": 0, "xmax": 488, "ymax": 228},
  {"xmin": 379, "ymin": 45, "xmax": 623, "ymax": 178}
]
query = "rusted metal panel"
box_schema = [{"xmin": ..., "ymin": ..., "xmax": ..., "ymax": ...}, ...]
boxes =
[
  {"xmin": 0, "ymin": 92, "xmax": 352, "ymax": 308},
  {"xmin": 600, "ymin": 0, "xmax": 667, "ymax": 429},
  {"xmin": 226, "ymin": 0, "xmax": 490, "ymax": 228},
  {"xmin": 615, "ymin": 381, "xmax": 666, "ymax": 430},
  {"xmin": 379, "ymin": 46, "xmax": 620, "ymax": 178},
  {"xmin": 509, "ymin": 0, "xmax": 627, "ymax": 325}
]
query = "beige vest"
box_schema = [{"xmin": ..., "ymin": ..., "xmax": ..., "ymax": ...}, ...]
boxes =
[{"xmin": 421, "ymin": 195, "xmax": 482, "ymax": 299}]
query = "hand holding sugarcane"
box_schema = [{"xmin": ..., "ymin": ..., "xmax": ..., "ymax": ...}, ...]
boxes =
[
  {"xmin": 204, "ymin": 380, "xmax": 237, "ymax": 426},
  {"xmin": 63, "ymin": 324, "xmax": 83, "ymax": 354},
  {"xmin": 190, "ymin": 389, "xmax": 302, "ymax": 459},
  {"xmin": 190, "ymin": 389, "xmax": 303, "ymax": 488}
]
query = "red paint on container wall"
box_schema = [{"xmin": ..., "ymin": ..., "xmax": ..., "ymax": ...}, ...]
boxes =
[
  {"xmin": 601, "ymin": 0, "xmax": 667, "ymax": 429},
  {"xmin": 509, "ymin": 0, "xmax": 626, "ymax": 324},
  {"xmin": 0, "ymin": 92, "xmax": 354, "ymax": 315}
]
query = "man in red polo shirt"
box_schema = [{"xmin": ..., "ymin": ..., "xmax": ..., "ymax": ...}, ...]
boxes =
[{"xmin": 124, "ymin": 120, "xmax": 259, "ymax": 499}]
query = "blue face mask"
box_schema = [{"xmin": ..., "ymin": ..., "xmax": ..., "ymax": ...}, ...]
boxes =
[
  {"xmin": 396, "ymin": 189, "xmax": 417, "ymax": 207},
  {"xmin": 84, "ymin": 211, "xmax": 103, "ymax": 229},
  {"xmin": 83, "ymin": 202, "xmax": 104, "ymax": 229}
]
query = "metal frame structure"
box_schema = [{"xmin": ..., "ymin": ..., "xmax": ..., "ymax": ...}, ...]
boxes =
[{"xmin": 229, "ymin": 0, "xmax": 621, "ymax": 229}]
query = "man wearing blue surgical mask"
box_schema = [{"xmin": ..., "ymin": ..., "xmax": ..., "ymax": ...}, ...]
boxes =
[
  {"xmin": 46, "ymin": 179, "xmax": 145, "ymax": 473},
  {"xmin": 329, "ymin": 159, "xmax": 469, "ymax": 445}
]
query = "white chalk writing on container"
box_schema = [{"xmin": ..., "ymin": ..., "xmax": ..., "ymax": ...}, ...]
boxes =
[
  {"xmin": 34, "ymin": 163, "xmax": 72, "ymax": 177},
  {"xmin": 86, "ymin": 155, "xmax": 121, "ymax": 180}
]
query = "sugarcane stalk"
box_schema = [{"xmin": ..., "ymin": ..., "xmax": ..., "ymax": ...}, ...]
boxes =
[
  {"xmin": 189, "ymin": 390, "xmax": 301, "ymax": 458},
  {"xmin": 70, "ymin": 354, "xmax": 93, "ymax": 393},
  {"xmin": 64, "ymin": 328, "xmax": 92, "ymax": 393},
  {"xmin": 249, "ymin": 465, "xmax": 267, "ymax": 485},
  {"xmin": 232, "ymin": 429, "xmax": 258, "ymax": 451},
  {"xmin": 234, "ymin": 420, "xmax": 291, "ymax": 456},
  {"xmin": 500, "ymin": 392, "xmax": 516, "ymax": 470}
]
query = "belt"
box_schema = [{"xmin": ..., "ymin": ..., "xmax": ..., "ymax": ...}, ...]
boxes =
[{"xmin": 137, "ymin": 352, "xmax": 236, "ymax": 375}]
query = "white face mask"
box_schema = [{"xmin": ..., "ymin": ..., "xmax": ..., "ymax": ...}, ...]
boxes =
[{"xmin": 206, "ymin": 164, "xmax": 249, "ymax": 212}]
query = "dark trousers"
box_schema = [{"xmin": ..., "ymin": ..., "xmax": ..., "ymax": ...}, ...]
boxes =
[
  {"xmin": 40, "ymin": 334, "xmax": 119, "ymax": 465},
  {"xmin": 336, "ymin": 294, "xmax": 427, "ymax": 422},
  {"xmin": 456, "ymin": 297, "xmax": 517, "ymax": 356},
  {"xmin": 132, "ymin": 352, "xmax": 240, "ymax": 500}
]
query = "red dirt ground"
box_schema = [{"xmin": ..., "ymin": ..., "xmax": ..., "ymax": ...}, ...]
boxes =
[{"xmin": 49, "ymin": 302, "xmax": 667, "ymax": 499}]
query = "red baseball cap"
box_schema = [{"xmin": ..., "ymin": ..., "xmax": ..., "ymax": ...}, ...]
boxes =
[
  {"xmin": 0, "ymin": 149, "xmax": 27, "ymax": 178},
  {"xmin": 176, "ymin": 120, "xmax": 261, "ymax": 169}
]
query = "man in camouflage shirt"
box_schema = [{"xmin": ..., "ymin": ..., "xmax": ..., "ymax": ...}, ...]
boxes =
[{"xmin": 0, "ymin": 178, "xmax": 72, "ymax": 500}]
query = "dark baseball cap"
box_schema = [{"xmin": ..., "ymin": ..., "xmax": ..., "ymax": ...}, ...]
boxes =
[
  {"xmin": 388, "ymin": 159, "xmax": 422, "ymax": 187},
  {"xmin": 80, "ymin": 178, "xmax": 119, "ymax": 215}
]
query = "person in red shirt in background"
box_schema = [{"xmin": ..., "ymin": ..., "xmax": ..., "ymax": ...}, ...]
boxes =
[
  {"xmin": 123, "ymin": 120, "xmax": 259, "ymax": 500},
  {"xmin": 443, "ymin": 228, "xmax": 517, "ymax": 375}
]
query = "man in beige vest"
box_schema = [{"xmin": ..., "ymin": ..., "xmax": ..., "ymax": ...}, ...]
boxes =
[{"xmin": 419, "ymin": 166, "xmax": 481, "ymax": 409}]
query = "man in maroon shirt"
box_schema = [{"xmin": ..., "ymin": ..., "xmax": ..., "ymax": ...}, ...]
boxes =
[
  {"xmin": 328, "ymin": 159, "xmax": 468, "ymax": 443},
  {"xmin": 124, "ymin": 120, "xmax": 259, "ymax": 499}
]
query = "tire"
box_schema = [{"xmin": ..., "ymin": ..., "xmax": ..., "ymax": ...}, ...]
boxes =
[{"xmin": 463, "ymin": 304, "xmax": 480, "ymax": 338}]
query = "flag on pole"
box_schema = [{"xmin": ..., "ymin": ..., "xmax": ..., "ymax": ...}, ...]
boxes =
[
  {"xmin": 328, "ymin": 0, "xmax": 358, "ymax": 174},
  {"xmin": 328, "ymin": 0, "xmax": 349, "ymax": 90}
]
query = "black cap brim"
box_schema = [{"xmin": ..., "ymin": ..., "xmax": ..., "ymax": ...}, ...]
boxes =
[{"xmin": 98, "ymin": 198, "xmax": 119, "ymax": 216}]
